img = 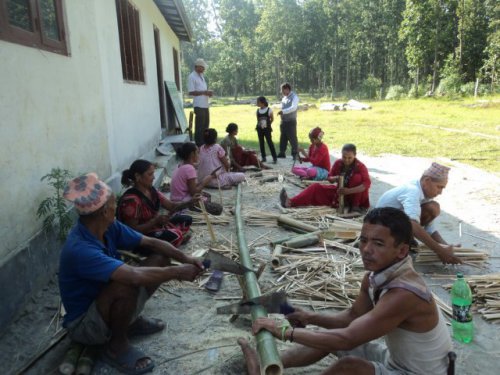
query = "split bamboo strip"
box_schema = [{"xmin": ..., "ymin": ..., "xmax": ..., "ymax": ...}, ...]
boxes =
[
  {"xmin": 198, "ymin": 199, "xmax": 216, "ymax": 243},
  {"xmin": 235, "ymin": 184, "xmax": 283, "ymax": 375},
  {"xmin": 301, "ymin": 180, "xmax": 332, "ymax": 186}
]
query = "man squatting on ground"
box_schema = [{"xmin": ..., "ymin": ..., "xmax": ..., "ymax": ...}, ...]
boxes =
[
  {"xmin": 58, "ymin": 173, "xmax": 204, "ymax": 374},
  {"xmin": 188, "ymin": 58, "xmax": 213, "ymax": 146},
  {"xmin": 277, "ymin": 82, "xmax": 299, "ymax": 160},
  {"xmin": 252, "ymin": 207, "xmax": 452, "ymax": 374},
  {"xmin": 376, "ymin": 162, "xmax": 462, "ymax": 265}
]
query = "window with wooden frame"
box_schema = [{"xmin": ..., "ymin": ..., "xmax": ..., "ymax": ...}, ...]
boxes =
[
  {"xmin": 0, "ymin": 0, "xmax": 68, "ymax": 55},
  {"xmin": 115, "ymin": 0, "xmax": 144, "ymax": 83}
]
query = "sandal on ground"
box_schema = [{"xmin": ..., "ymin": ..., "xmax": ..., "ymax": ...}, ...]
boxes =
[
  {"xmin": 205, "ymin": 270, "xmax": 224, "ymax": 292},
  {"xmin": 102, "ymin": 345, "xmax": 155, "ymax": 375},
  {"xmin": 128, "ymin": 316, "xmax": 165, "ymax": 337},
  {"xmin": 280, "ymin": 188, "xmax": 288, "ymax": 208}
]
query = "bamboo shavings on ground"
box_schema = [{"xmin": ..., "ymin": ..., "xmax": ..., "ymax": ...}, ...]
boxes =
[
  {"xmin": 415, "ymin": 247, "xmax": 490, "ymax": 267},
  {"xmin": 268, "ymin": 251, "xmax": 364, "ymax": 310}
]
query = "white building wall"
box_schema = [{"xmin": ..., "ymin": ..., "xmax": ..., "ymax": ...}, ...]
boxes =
[{"xmin": 0, "ymin": 0, "xmax": 183, "ymax": 262}]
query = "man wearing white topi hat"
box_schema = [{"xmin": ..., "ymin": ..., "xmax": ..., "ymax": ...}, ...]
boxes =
[
  {"xmin": 376, "ymin": 162, "xmax": 462, "ymax": 265},
  {"xmin": 59, "ymin": 173, "xmax": 204, "ymax": 374},
  {"xmin": 188, "ymin": 58, "xmax": 213, "ymax": 146}
]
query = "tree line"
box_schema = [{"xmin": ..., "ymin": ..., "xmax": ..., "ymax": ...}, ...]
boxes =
[{"xmin": 181, "ymin": 0, "xmax": 499, "ymax": 100}]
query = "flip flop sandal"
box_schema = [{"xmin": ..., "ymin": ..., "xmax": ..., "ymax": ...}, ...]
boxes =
[
  {"xmin": 280, "ymin": 188, "xmax": 288, "ymax": 207},
  {"xmin": 102, "ymin": 345, "xmax": 155, "ymax": 375},
  {"xmin": 127, "ymin": 316, "xmax": 165, "ymax": 337},
  {"xmin": 205, "ymin": 270, "xmax": 224, "ymax": 292}
]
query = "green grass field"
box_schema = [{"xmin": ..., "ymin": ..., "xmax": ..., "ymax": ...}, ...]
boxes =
[{"xmin": 185, "ymin": 96, "xmax": 500, "ymax": 173}]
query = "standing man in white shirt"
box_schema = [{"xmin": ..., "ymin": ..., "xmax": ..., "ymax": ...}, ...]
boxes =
[
  {"xmin": 277, "ymin": 82, "xmax": 299, "ymax": 160},
  {"xmin": 188, "ymin": 58, "xmax": 213, "ymax": 146}
]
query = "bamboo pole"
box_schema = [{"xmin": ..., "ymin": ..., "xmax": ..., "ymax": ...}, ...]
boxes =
[
  {"xmin": 216, "ymin": 175, "xmax": 223, "ymax": 206},
  {"xmin": 199, "ymin": 199, "xmax": 216, "ymax": 243},
  {"xmin": 337, "ymin": 176, "xmax": 345, "ymax": 214},
  {"xmin": 235, "ymin": 184, "xmax": 283, "ymax": 375}
]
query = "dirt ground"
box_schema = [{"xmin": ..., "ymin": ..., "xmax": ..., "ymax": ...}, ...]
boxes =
[{"xmin": 2, "ymin": 153, "xmax": 499, "ymax": 375}]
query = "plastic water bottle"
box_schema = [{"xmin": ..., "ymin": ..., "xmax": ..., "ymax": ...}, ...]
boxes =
[{"xmin": 451, "ymin": 273, "xmax": 473, "ymax": 343}]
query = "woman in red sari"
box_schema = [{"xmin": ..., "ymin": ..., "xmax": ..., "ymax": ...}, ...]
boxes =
[
  {"xmin": 117, "ymin": 159, "xmax": 195, "ymax": 248},
  {"xmin": 280, "ymin": 143, "xmax": 371, "ymax": 213},
  {"xmin": 220, "ymin": 123, "xmax": 270, "ymax": 170}
]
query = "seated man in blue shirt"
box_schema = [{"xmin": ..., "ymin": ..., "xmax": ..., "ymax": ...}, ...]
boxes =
[{"xmin": 59, "ymin": 173, "xmax": 204, "ymax": 374}]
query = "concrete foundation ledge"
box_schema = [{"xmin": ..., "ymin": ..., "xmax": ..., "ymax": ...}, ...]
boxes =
[{"xmin": 0, "ymin": 230, "xmax": 61, "ymax": 336}]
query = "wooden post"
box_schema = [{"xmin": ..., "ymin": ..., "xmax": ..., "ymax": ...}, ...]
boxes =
[
  {"xmin": 188, "ymin": 111, "xmax": 194, "ymax": 141},
  {"xmin": 235, "ymin": 185, "xmax": 283, "ymax": 375},
  {"xmin": 338, "ymin": 176, "xmax": 345, "ymax": 214}
]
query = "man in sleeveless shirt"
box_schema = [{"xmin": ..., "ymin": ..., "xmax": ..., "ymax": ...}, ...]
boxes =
[{"xmin": 252, "ymin": 207, "xmax": 452, "ymax": 374}]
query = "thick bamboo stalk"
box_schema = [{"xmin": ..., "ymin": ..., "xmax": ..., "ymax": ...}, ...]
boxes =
[
  {"xmin": 235, "ymin": 185, "xmax": 283, "ymax": 375},
  {"xmin": 271, "ymin": 233, "xmax": 321, "ymax": 268},
  {"xmin": 282, "ymin": 233, "xmax": 320, "ymax": 248},
  {"xmin": 271, "ymin": 230, "xmax": 323, "ymax": 246},
  {"xmin": 271, "ymin": 245, "xmax": 284, "ymax": 269},
  {"xmin": 277, "ymin": 215, "xmax": 318, "ymax": 232}
]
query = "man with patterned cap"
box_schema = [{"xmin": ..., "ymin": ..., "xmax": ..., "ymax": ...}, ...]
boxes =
[
  {"xmin": 188, "ymin": 58, "xmax": 213, "ymax": 146},
  {"xmin": 59, "ymin": 173, "xmax": 204, "ymax": 374},
  {"xmin": 376, "ymin": 162, "xmax": 461, "ymax": 264}
]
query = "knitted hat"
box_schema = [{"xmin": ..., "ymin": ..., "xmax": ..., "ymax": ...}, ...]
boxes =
[
  {"xmin": 63, "ymin": 173, "xmax": 112, "ymax": 215},
  {"xmin": 309, "ymin": 127, "xmax": 324, "ymax": 140},
  {"xmin": 194, "ymin": 58, "xmax": 207, "ymax": 69},
  {"xmin": 423, "ymin": 162, "xmax": 450, "ymax": 180}
]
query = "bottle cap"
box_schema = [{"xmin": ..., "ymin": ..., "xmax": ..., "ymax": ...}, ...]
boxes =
[{"xmin": 457, "ymin": 272, "xmax": 464, "ymax": 278}]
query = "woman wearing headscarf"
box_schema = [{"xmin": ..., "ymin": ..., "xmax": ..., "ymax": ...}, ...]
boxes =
[{"xmin": 291, "ymin": 127, "xmax": 330, "ymax": 181}]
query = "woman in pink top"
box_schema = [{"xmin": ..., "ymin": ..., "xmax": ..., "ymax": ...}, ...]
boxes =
[
  {"xmin": 197, "ymin": 128, "xmax": 246, "ymax": 188},
  {"xmin": 170, "ymin": 142, "xmax": 223, "ymax": 215},
  {"xmin": 291, "ymin": 127, "xmax": 330, "ymax": 181}
]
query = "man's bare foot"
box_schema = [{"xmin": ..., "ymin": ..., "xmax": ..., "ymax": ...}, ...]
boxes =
[{"xmin": 237, "ymin": 338, "xmax": 260, "ymax": 375}]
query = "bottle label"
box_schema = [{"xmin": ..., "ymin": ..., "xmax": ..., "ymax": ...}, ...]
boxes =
[{"xmin": 452, "ymin": 304, "xmax": 472, "ymax": 323}]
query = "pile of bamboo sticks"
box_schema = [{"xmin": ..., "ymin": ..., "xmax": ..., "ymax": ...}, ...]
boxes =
[
  {"xmin": 432, "ymin": 273, "xmax": 500, "ymax": 322},
  {"xmin": 415, "ymin": 247, "xmax": 490, "ymax": 268},
  {"xmin": 441, "ymin": 274, "xmax": 500, "ymax": 322},
  {"xmin": 190, "ymin": 211, "xmax": 232, "ymax": 225},
  {"xmin": 268, "ymin": 251, "xmax": 364, "ymax": 310}
]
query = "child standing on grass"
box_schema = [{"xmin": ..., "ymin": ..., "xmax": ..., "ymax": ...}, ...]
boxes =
[{"xmin": 256, "ymin": 96, "xmax": 277, "ymax": 164}]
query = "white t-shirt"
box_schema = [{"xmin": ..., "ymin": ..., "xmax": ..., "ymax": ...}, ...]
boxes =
[
  {"xmin": 376, "ymin": 179, "xmax": 436, "ymax": 234},
  {"xmin": 187, "ymin": 71, "xmax": 209, "ymax": 108}
]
